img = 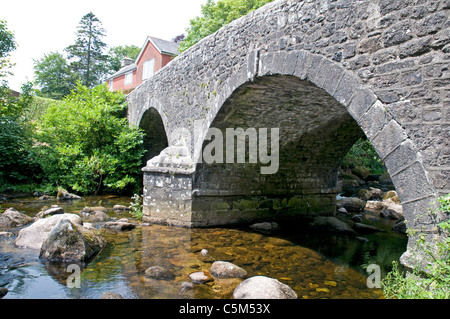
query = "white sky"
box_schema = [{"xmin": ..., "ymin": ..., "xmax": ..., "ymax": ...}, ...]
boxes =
[{"xmin": 2, "ymin": 0, "xmax": 206, "ymax": 91}]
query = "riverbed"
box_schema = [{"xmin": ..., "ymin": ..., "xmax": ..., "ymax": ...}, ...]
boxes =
[{"xmin": 0, "ymin": 195, "xmax": 407, "ymax": 299}]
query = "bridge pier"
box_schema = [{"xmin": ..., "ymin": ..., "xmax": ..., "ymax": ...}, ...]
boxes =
[{"xmin": 143, "ymin": 166, "xmax": 337, "ymax": 228}]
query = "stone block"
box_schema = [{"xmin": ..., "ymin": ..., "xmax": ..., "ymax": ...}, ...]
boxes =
[
  {"xmin": 371, "ymin": 120, "xmax": 408, "ymax": 159},
  {"xmin": 292, "ymin": 50, "xmax": 308, "ymax": 79},
  {"xmin": 314, "ymin": 58, "xmax": 345, "ymax": 95},
  {"xmin": 247, "ymin": 50, "xmax": 258, "ymax": 80},
  {"xmin": 282, "ymin": 50, "xmax": 299, "ymax": 75},
  {"xmin": 333, "ymin": 72, "xmax": 360, "ymax": 106},
  {"xmin": 271, "ymin": 50, "xmax": 287, "ymax": 74},
  {"xmin": 303, "ymin": 54, "xmax": 323, "ymax": 84},
  {"xmin": 384, "ymin": 139, "xmax": 419, "ymax": 176},
  {"xmin": 258, "ymin": 52, "xmax": 274, "ymax": 76},
  {"xmin": 357, "ymin": 100, "xmax": 392, "ymax": 140},
  {"xmin": 347, "ymin": 88, "xmax": 378, "ymax": 121},
  {"xmin": 390, "ymin": 161, "xmax": 436, "ymax": 203},
  {"xmin": 401, "ymin": 195, "xmax": 439, "ymax": 229}
]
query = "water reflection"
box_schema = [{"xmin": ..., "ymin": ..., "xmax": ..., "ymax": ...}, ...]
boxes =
[{"xmin": 0, "ymin": 196, "xmax": 407, "ymax": 299}]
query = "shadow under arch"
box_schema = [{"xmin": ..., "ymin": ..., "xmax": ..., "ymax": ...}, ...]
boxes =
[{"xmin": 139, "ymin": 107, "xmax": 169, "ymax": 167}]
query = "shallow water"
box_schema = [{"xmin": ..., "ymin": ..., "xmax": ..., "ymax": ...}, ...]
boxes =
[{"xmin": 0, "ymin": 195, "xmax": 407, "ymax": 299}]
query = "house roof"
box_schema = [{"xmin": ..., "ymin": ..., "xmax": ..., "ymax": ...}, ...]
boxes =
[
  {"xmin": 135, "ymin": 36, "xmax": 179, "ymax": 65},
  {"xmin": 149, "ymin": 37, "xmax": 179, "ymax": 56},
  {"xmin": 105, "ymin": 63, "xmax": 137, "ymax": 81}
]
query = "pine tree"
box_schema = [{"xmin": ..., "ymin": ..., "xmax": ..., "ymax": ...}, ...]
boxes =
[{"xmin": 65, "ymin": 12, "xmax": 108, "ymax": 88}]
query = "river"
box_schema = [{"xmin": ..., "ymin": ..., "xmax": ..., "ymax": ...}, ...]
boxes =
[{"xmin": 0, "ymin": 194, "xmax": 407, "ymax": 299}]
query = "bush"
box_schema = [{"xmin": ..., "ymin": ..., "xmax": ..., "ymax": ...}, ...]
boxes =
[
  {"xmin": 382, "ymin": 194, "xmax": 450, "ymax": 299},
  {"xmin": 0, "ymin": 81, "xmax": 39, "ymax": 185},
  {"xmin": 341, "ymin": 138, "xmax": 386, "ymax": 176},
  {"xmin": 32, "ymin": 82, "xmax": 145, "ymax": 194}
]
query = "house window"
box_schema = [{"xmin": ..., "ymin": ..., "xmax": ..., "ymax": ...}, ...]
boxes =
[
  {"xmin": 124, "ymin": 72, "xmax": 133, "ymax": 85},
  {"xmin": 108, "ymin": 80, "xmax": 114, "ymax": 91},
  {"xmin": 142, "ymin": 59, "xmax": 155, "ymax": 81}
]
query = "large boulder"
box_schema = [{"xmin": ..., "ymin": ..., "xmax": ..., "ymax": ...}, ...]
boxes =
[
  {"xmin": 309, "ymin": 216, "xmax": 356, "ymax": 235},
  {"xmin": 210, "ymin": 261, "xmax": 247, "ymax": 279},
  {"xmin": 337, "ymin": 197, "xmax": 366, "ymax": 213},
  {"xmin": 88, "ymin": 210, "xmax": 111, "ymax": 222},
  {"xmin": 352, "ymin": 222, "xmax": 383, "ymax": 234},
  {"xmin": 57, "ymin": 189, "xmax": 81, "ymax": 200},
  {"xmin": 351, "ymin": 166, "xmax": 371, "ymax": 180},
  {"xmin": 39, "ymin": 219, "xmax": 106, "ymax": 263},
  {"xmin": 233, "ymin": 276, "xmax": 297, "ymax": 299},
  {"xmin": 15, "ymin": 213, "xmax": 83, "ymax": 250},
  {"xmin": 380, "ymin": 200, "xmax": 404, "ymax": 220},
  {"xmin": 0, "ymin": 208, "xmax": 32, "ymax": 229},
  {"xmin": 249, "ymin": 222, "xmax": 280, "ymax": 234}
]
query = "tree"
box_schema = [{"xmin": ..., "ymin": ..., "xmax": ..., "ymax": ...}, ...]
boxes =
[
  {"xmin": 65, "ymin": 12, "xmax": 108, "ymax": 88},
  {"xmin": 32, "ymin": 82, "xmax": 145, "ymax": 194},
  {"xmin": 179, "ymin": 0, "xmax": 274, "ymax": 53},
  {"xmin": 0, "ymin": 20, "xmax": 16, "ymax": 78},
  {"xmin": 106, "ymin": 45, "xmax": 140, "ymax": 73},
  {"xmin": 33, "ymin": 52, "xmax": 77, "ymax": 99},
  {"xmin": 0, "ymin": 81, "xmax": 38, "ymax": 184}
]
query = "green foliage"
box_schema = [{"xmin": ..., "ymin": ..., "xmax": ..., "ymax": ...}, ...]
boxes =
[
  {"xmin": 179, "ymin": 0, "xmax": 274, "ymax": 53},
  {"xmin": 32, "ymin": 82, "xmax": 145, "ymax": 195},
  {"xmin": 0, "ymin": 81, "xmax": 39, "ymax": 184},
  {"xmin": 382, "ymin": 194, "xmax": 450, "ymax": 299},
  {"xmin": 33, "ymin": 52, "xmax": 77, "ymax": 99},
  {"xmin": 341, "ymin": 138, "xmax": 386, "ymax": 175},
  {"xmin": 129, "ymin": 194, "xmax": 143, "ymax": 220},
  {"xmin": 0, "ymin": 20, "xmax": 16, "ymax": 78},
  {"xmin": 65, "ymin": 12, "xmax": 108, "ymax": 88},
  {"xmin": 106, "ymin": 45, "xmax": 141, "ymax": 73}
]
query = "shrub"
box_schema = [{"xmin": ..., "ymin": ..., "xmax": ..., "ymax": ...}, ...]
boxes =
[
  {"xmin": 341, "ymin": 138, "xmax": 386, "ymax": 175},
  {"xmin": 0, "ymin": 81, "xmax": 39, "ymax": 185},
  {"xmin": 32, "ymin": 82, "xmax": 145, "ymax": 194},
  {"xmin": 382, "ymin": 194, "xmax": 450, "ymax": 299}
]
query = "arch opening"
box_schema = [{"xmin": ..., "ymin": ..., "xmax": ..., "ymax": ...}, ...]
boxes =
[
  {"xmin": 192, "ymin": 75, "xmax": 369, "ymax": 226},
  {"xmin": 139, "ymin": 107, "xmax": 169, "ymax": 167}
]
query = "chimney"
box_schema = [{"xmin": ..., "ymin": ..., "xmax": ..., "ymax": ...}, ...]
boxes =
[{"xmin": 121, "ymin": 57, "xmax": 133, "ymax": 67}]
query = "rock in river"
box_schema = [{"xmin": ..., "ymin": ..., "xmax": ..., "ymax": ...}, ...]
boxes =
[
  {"xmin": 103, "ymin": 218, "xmax": 135, "ymax": 231},
  {"xmin": 233, "ymin": 276, "xmax": 297, "ymax": 299},
  {"xmin": 0, "ymin": 207, "xmax": 32, "ymax": 229},
  {"xmin": 210, "ymin": 261, "xmax": 247, "ymax": 279},
  {"xmin": 144, "ymin": 266, "xmax": 175, "ymax": 280},
  {"xmin": 39, "ymin": 218, "xmax": 106, "ymax": 263},
  {"xmin": 309, "ymin": 216, "xmax": 356, "ymax": 235},
  {"xmin": 337, "ymin": 197, "xmax": 366, "ymax": 213},
  {"xmin": 15, "ymin": 213, "xmax": 83, "ymax": 250},
  {"xmin": 57, "ymin": 189, "xmax": 81, "ymax": 200}
]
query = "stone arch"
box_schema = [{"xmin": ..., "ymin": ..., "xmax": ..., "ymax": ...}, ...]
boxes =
[{"xmin": 192, "ymin": 50, "xmax": 438, "ymax": 232}]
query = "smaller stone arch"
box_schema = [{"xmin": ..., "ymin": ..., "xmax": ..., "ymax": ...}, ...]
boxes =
[{"xmin": 138, "ymin": 107, "xmax": 169, "ymax": 167}]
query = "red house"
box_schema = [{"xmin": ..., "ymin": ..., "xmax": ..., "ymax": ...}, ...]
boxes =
[{"xmin": 106, "ymin": 36, "xmax": 179, "ymax": 93}]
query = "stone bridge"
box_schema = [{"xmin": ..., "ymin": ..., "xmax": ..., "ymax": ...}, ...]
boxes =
[{"xmin": 127, "ymin": 0, "xmax": 449, "ymax": 267}]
